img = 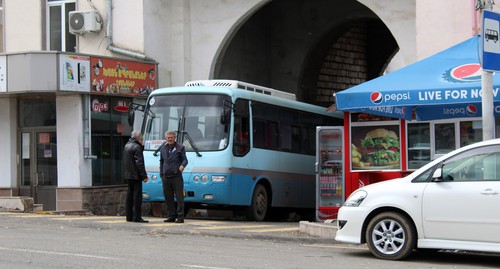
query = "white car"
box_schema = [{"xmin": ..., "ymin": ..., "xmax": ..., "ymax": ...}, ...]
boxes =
[{"xmin": 335, "ymin": 138, "xmax": 500, "ymax": 260}]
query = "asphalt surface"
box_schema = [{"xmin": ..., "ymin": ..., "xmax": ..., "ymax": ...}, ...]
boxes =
[{"xmin": 0, "ymin": 210, "xmax": 338, "ymax": 245}]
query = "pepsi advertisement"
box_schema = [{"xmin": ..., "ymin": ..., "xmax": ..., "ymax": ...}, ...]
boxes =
[{"xmin": 335, "ymin": 37, "xmax": 500, "ymax": 121}]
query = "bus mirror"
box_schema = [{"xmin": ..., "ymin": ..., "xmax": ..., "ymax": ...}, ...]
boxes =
[
  {"xmin": 128, "ymin": 109, "xmax": 135, "ymax": 126},
  {"xmin": 146, "ymin": 117, "xmax": 153, "ymax": 133},
  {"xmin": 221, "ymin": 107, "xmax": 230, "ymax": 125}
]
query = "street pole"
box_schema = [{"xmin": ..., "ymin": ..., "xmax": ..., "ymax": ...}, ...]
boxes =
[{"xmin": 481, "ymin": 0, "xmax": 495, "ymax": 140}]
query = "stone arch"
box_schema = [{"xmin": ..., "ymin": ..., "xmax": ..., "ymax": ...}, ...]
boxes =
[{"xmin": 213, "ymin": 0, "xmax": 398, "ymax": 106}]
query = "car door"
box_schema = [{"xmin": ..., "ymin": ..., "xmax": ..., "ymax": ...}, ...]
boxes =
[{"xmin": 422, "ymin": 146, "xmax": 500, "ymax": 243}]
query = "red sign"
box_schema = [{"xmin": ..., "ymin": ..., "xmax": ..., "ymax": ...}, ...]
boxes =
[{"xmin": 90, "ymin": 57, "xmax": 156, "ymax": 96}]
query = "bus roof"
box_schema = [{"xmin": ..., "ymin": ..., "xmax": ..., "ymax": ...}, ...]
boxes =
[
  {"xmin": 184, "ymin": 80, "xmax": 296, "ymax": 100},
  {"xmin": 150, "ymin": 80, "xmax": 343, "ymax": 118}
]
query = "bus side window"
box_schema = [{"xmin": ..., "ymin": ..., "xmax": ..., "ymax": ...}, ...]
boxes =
[{"xmin": 233, "ymin": 99, "xmax": 250, "ymax": 156}]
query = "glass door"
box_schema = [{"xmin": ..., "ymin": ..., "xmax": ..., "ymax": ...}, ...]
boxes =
[
  {"xmin": 19, "ymin": 130, "xmax": 57, "ymax": 210},
  {"xmin": 316, "ymin": 126, "xmax": 344, "ymax": 222}
]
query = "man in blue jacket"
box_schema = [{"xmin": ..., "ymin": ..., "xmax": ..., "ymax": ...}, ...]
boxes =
[
  {"xmin": 123, "ymin": 130, "xmax": 149, "ymax": 223},
  {"xmin": 160, "ymin": 131, "xmax": 188, "ymax": 223}
]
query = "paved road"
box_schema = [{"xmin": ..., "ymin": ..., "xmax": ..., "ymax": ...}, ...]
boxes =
[{"xmin": 1, "ymin": 211, "xmax": 499, "ymax": 269}]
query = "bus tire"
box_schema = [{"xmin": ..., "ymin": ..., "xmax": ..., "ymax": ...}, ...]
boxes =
[{"xmin": 247, "ymin": 184, "xmax": 268, "ymax": 221}]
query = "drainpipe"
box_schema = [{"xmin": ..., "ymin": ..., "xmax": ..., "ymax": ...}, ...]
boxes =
[{"xmin": 105, "ymin": 0, "xmax": 155, "ymax": 62}]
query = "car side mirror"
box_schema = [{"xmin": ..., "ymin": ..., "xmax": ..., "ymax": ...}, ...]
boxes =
[{"xmin": 431, "ymin": 167, "xmax": 443, "ymax": 182}]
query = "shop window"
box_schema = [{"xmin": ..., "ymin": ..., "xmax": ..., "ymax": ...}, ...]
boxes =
[
  {"xmin": 434, "ymin": 123, "xmax": 456, "ymax": 155},
  {"xmin": 460, "ymin": 121, "xmax": 482, "ymax": 147},
  {"xmin": 407, "ymin": 123, "xmax": 430, "ymax": 169},
  {"xmin": 407, "ymin": 120, "xmax": 484, "ymax": 170},
  {"xmin": 90, "ymin": 96, "xmax": 133, "ymax": 186},
  {"xmin": 47, "ymin": 0, "xmax": 76, "ymax": 52},
  {"xmin": 19, "ymin": 99, "xmax": 56, "ymax": 127}
]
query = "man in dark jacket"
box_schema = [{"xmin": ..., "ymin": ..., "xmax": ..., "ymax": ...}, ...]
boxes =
[
  {"xmin": 123, "ymin": 130, "xmax": 149, "ymax": 223},
  {"xmin": 160, "ymin": 130, "xmax": 188, "ymax": 223}
]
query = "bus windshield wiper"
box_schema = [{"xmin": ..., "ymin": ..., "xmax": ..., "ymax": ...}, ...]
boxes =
[{"xmin": 180, "ymin": 130, "xmax": 202, "ymax": 157}]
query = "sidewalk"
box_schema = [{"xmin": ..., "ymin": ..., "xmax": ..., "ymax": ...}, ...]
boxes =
[{"xmin": 0, "ymin": 197, "xmax": 338, "ymax": 242}]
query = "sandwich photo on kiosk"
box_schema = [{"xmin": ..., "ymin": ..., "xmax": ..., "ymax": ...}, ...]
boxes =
[{"xmin": 352, "ymin": 128, "xmax": 400, "ymax": 169}]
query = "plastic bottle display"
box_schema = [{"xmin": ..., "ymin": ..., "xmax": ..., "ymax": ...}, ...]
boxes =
[{"xmin": 319, "ymin": 163, "xmax": 342, "ymax": 197}]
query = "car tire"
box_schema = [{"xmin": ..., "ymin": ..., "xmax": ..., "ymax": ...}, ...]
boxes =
[{"xmin": 365, "ymin": 212, "xmax": 416, "ymax": 260}]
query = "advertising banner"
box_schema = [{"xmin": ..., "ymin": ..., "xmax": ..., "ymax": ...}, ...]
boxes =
[
  {"xmin": 351, "ymin": 125, "xmax": 400, "ymax": 170},
  {"xmin": 90, "ymin": 57, "xmax": 156, "ymax": 96},
  {"xmin": 60, "ymin": 54, "xmax": 91, "ymax": 92},
  {"xmin": 335, "ymin": 36, "xmax": 500, "ymax": 121}
]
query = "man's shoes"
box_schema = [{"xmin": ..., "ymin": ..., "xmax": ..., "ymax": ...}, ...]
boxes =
[
  {"xmin": 134, "ymin": 218, "xmax": 149, "ymax": 223},
  {"xmin": 164, "ymin": 218, "xmax": 176, "ymax": 223},
  {"xmin": 175, "ymin": 218, "xmax": 184, "ymax": 223},
  {"xmin": 126, "ymin": 219, "xmax": 133, "ymax": 222}
]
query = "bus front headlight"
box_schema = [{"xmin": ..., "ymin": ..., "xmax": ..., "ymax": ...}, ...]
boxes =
[
  {"xmin": 201, "ymin": 174, "xmax": 209, "ymax": 183},
  {"xmin": 212, "ymin": 175, "xmax": 226, "ymax": 182},
  {"xmin": 193, "ymin": 175, "xmax": 200, "ymax": 183}
]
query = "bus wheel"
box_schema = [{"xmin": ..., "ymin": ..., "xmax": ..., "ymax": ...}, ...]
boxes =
[{"xmin": 247, "ymin": 184, "xmax": 268, "ymax": 221}]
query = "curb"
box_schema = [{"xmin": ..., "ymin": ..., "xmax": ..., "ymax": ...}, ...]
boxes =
[{"xmin": 299, "ymin": 220, "xmax": 337, "ymax": 239}]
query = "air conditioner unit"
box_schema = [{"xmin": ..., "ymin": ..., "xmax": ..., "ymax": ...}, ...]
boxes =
[{"xmin": 69, "ymin": 10, "xmax": 102, "ymax": 35}]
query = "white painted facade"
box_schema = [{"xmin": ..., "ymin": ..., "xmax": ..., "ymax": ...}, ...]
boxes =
[{"xmin": 0, "ymin": 0, "xmax": 496, "ymax": 211}]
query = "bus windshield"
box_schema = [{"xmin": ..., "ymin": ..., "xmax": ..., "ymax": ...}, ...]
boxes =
[{"xmin": 142, "ymin": 94, "xmax": 230, "ymax": 152}]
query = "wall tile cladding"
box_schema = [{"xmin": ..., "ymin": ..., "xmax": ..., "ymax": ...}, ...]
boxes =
[{"xmin": 316, "ymin": 26, "xmax": 368, "ymax": 107}]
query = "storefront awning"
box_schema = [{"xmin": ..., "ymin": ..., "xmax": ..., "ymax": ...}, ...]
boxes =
[{"xmin": 335, "ymin": 36, "xmax": 500, "ymax": 121}]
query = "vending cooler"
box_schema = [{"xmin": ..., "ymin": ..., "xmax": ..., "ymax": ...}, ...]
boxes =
[{"xmin": 315, "ymin": 126, "xmax": 344, "ymax": 222}]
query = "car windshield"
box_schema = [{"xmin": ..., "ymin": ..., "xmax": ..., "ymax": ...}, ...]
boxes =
[{"xmin": 142, "ymin": 94, "xmax": 230, "ymax": 152}]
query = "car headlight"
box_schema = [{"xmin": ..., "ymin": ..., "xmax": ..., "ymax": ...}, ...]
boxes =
[{"xmin": 343, "ymin": 190, "xmax": 367, "ymax": 207}]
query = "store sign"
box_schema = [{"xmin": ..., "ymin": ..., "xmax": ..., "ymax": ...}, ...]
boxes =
[
  {"xmin": 60, "ymin": 54, "xmax": 91, "ymax": 92},
  {"xmin": 90, "ymin": 57, "xmax": 156, "ymax": 96},
  {"xmin": 91, "ymin": 99, "xmax": 109, "ymax": 113}
]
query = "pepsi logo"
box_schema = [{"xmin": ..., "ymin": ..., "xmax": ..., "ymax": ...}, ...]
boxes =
[
  {"xmin": 370, "ymin": 91, "xmax": 383, "ymax": 104},
  {"xmin": 444, "ymin": 63, "xmax": 481, "ymax": 82},
  {"xmin": 466, "ymin": 104, "xmax": 477, "ymax": 116}
]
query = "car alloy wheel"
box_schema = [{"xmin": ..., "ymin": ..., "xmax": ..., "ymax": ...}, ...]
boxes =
[{"xmin": 365, "ymin": 212, "xmax": 416, "ymax": 260}]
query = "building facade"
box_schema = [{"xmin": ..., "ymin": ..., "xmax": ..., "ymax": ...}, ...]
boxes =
[{"xmin": 0, "ymin": 0, "xmax": 493, "ymax": 213}]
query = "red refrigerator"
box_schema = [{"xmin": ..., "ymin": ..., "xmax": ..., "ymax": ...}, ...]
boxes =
[{"xmin": 315, "ymin": 126, "xmax": 344, "ymax": 222}]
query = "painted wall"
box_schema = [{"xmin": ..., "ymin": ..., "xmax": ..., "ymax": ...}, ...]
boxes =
[
  {"xmin": 76, "ymin": 0, "xmax": 144, "ymax": 56},
  {"xmin": 4, "ymin": 0, "xmax": 43, "ymax": 52},
  {"xmin": 0, "ymin": 98, "xmax": 17, "ymax": 188},
  {"xmin": 416, "ymin": 0, "xmax": 476, "ymax": 60},
  {"xmin": 56, "ymin": 95, "xmax": 92, "ymax": 187},
  {"xmin": 358, "ymin": 0, "xmax": 416, "ymax": 73}
]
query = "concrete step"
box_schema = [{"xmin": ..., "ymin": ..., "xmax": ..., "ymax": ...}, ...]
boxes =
[
  {"xmin": 0, "ymin": 196, "xmax": 34, "ymax": 212},
  {"xmin": 33, "ymin": 204, "xmax": 44, "ymax": 212}
]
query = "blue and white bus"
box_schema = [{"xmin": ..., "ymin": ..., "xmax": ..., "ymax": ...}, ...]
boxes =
[{"xmin": 137, "ymin": 80, "xmax": 343, "ymax": 221}]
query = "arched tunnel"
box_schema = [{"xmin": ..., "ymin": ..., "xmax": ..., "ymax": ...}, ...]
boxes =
[{"xmin": 214, "ymin": 0, "xmax": 398, "ymax": 107}]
